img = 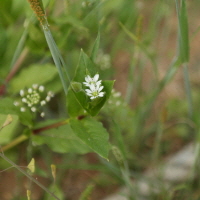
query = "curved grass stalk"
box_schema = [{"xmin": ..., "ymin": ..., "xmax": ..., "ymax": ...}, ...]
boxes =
[
  {"xmin": 43, "ymin": 27, "xmax": 70, "ymax": 94},
  {"xmin": 26, "ymin": 0, "xmax": 71, "ymax": 95},
  {"xmin": 0, "ymin": 153, "xmax": 60, "ymax": 200}
]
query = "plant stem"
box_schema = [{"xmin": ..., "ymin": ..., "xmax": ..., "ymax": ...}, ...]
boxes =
[
  {"xmin": 152, "ymin": 120, "xmax": 163, "ymax": 163},
  {"xmin": 0, "ymin": 153, "xmax": 60, "ymax": 200},
  {"xmin": 1, "ymin": 120, "xmax": 68, "ymax": 151},
  {"xmin": 1, "ymin": 135, "xmax": 28, "ymax": 152},
  {"xmin": 33, "ymin": 119, "xmax": 69, "ymax": 134},
  {"xmin": 6, "ymin": 48, "xmax": 29, "ymax": 82},
  {"xmin": 183, "ymin": 63, "xmax": 193, "ymax": 118}
]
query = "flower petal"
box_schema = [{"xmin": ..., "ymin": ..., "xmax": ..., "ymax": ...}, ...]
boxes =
[
  {"xmin": 98, "ymin": 86, "xmax": 104, "ymax": 92},
  {"xmin": 93, "ymin": 74, "xmax": 99, "ymax": 82},
  {"xmin": 98, "ymin": 92, "xmax": 104, "ymax": 97}
]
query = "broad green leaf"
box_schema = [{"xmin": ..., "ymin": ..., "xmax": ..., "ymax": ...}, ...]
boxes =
[
  {"xmin": 67, "ymin": 88, "xmax": 85, "ymax": 117},
  {"xmin": 70, "ymin": 117, "xmax": 110, "ymax": 160},
  {"xmin": 32, "ymin": 124, "xmax": 90, "ymax": 154},
  {"xmin": 9, "ymin": 64, "xmax": 58, "ymax": 93},
  {"xmin": 0, "ymin": 98, "xmax": 17, "ymax": 115},
  {"xmin": 18, "ymin": 109, "xmax": 33, "ymax": 127},
  {"xmin": 0, "ymin": 114, "xmax": 12, "ymax": 130},
  {"xmin": 0, "ymin": 98, "xmax": 33, "ymax": 127},
  {"xmin": 90, "ymin": 32, "xmax": 100, "ymax": 62},
  {"xmin": 73, "ymin": 50, "xmax": 97, "ymax": 83},
  {"xmin": 44, "ymin": 75, "xmax": 63, "ymax": 93},
  {"xmin": 0, "ymin": 114, "xmax": 19, "ymax": 145}
]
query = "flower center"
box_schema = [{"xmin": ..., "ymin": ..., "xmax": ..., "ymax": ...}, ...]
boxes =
[{"xmin": 26, "ymin": 91, "xmax": 40, "ymax": 106}]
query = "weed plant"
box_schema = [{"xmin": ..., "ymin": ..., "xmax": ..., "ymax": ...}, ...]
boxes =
[{"xmin": 0, "ymin": 0, "xmax": 200, "ymax": 199}]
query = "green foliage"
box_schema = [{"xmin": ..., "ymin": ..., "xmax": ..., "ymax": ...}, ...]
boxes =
[
  {"xmin": 67, "ymin": 49, "xmax": 114, "ymax": 117},
  {"xmin": 0, "ymin": 98, "xmax": 17, "ymax": 115},
  {"xmin": 176, "ymin": 0, "xmax": 189, "ymax": 63},
  {"xmin": 1, "ymin": 0, "xmax": 199, "ymax": 199},
  {"xmin": 9, "ymin": 64, "xmax": 58, "ymax": 93},
  {"xmin": 70, "ymin": 117, "xmax": 110, "ymax": 160},
  {"xmin": 0, "ymin": 114, "xmax": 19, "ymax": 145},
  {"xmin": 44, "ymin": 184, "xmax": 65, "ymax": 200},
  {"xmin": 32, "ymin": 124, "xmax": 90, "ymax": 154}
]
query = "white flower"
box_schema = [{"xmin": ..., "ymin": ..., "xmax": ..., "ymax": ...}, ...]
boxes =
[
  {"xmin": 20, "ymin": 107, "xmax": 26, "ymax": 112},
  {"xmin": 31, "ymin": 107, "xmax": 36, "ymax": 112},
  {"xmin": 28, "ymin": 88, "xmax": 33, "ymax": 93},
  {"xmin": 83, "ymin": 74, "xmax": 105, "ymax": 100},
  {"xmin": 46, "ymin": 96, "xmax": 51, "ymax": 102},
  {"xmin": 85, "ymin": 83, "xmax": 104, "ymax": 100},
  {"xmin": 39, "ymin": 85, "xmax": 45, "ymax": 92},
  {"xmin": 32, "ymin": 84, "xmax": 38, "ymax": 89},
  {"xmin": 47, "ymin": 91, "xmax": 54, "ymax": 97},
  {"xmin": 14, "ymin": 101, "xmax": 19, "ymax": 106},
  {"xmin": 20, "ymin": 90, "xmax": 25, "ymax": 97},
  {"xmin": 15, "ymin": 84, "xmax": 54, "ymax": 117},
  {"xmin": 22, "ymin": 98, "xmax": 27, "ymax": 103},
  {"xmin": 41, "ymin": 112, "xmax": 45, "ymax": 117},
  {"xmin": 83, "ymin": 74, "xmax": 101, "ymax": 87},
  {"xmin": 40, "ymin": 100, "xmax": 46, "ymax": 106}
]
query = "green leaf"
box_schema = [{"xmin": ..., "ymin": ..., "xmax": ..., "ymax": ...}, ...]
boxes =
[
  {"xmin": 32, "ymin": 124, "xmax": 90, "ymax": 154},
  {"xmin": 0, "ymin": 114, "xmax": 19, "ymax": 145},
  {"xmin": 70, "ymin": 117, "xmax": 110, "ymax": 160},
  {"xmin": 90, "ymin": 32, "xmax": 100, "ymax": 62},
  {"xmin": 177, "ymin": 0, "xmax": 189, "ymax": 63},
  {"xmin": 18, "ymin": 109, "xmax": 33, "ymax": 127},
  {"xmin": 87, "ymin": 80, "xmax": 115, "ymax": 116},
  {"xmin": 44, "ymin": 184, "xmax": 64, "ymax": 200},
  {"xmin": 68, "ymin": 50, "xmax": 114, "ymax": 117},
  {"xmin": 73, "ymin": 50, "xmax": 97, "ymax": 83},
  {"xmin": 67, "ymin": 88, "xmax": 85, "ymax": 117},
  {"xmin": 0, "ymin": 98, "xmax": 33, "ymax": 127},
  {"xmin": 0, "ymin": 98, "xmax": 17, "ymax": 115},
  {"xmin": 44, "ymin": 75, "xmax": 63, "ymax": 94},
  {"xmin": 9, "ymin": 64, "xmax": 58, "ymax": 93}
]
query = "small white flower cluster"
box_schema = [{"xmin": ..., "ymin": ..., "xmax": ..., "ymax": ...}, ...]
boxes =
[
  {"xmin": 96, "ymin": 50, "xmax": 111, "ymax": 71},
  {"xmin": 82, "ymin": 1, "xmax": 93, "ymax": 8},
  {"xmin": 83, "ymin": 74, "xmax": 105, "ymax": 100},
  {"xmin": 14, "ymin": 84, "xmax": 54, "ymax": 117},
  {"xmin": 108, "ymin": 89, "xmax": 124, "ymax": 107}
]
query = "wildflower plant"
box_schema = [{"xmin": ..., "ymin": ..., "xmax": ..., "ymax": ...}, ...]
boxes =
[
  {"xmin": 0, "ymin": 0, "xmax": 196, "ymax": 199},
  {"xmin": 0, "ymin": 0, "xmax": 114, "ymax": 166},
  {"xmin": 14, "ymin": 84, "xmax": 54, "ymax": 118}
]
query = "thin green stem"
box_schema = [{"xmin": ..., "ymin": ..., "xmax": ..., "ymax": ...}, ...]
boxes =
[
  {"xmin": 152, "ymin": 121, "xmax": 164, "ymax": 163},
  {"xmin": 121, "ymin": 162, "xmax": 136, "ymax": 200},
  {"xmin": 1, "ymin": 135, "xmax": 28, "ymax": 152},
  {"xmin": 125, "ymin": 50, "xmax": 138, "ymax": 104},
  {"xmin": 0, "ymin": 153, "xmax": 60, "ymax": 200},
  {"xmin": 183, "ymin": 63, "xmax": 193, "ymax": 118},
  {"xmin": 2, "ymin": 119, "xmax": 69, "ymax": 152}
]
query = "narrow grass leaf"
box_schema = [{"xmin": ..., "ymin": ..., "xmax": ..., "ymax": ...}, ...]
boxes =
[
  {"xmin": 120, "ymin": 22, "xmax": 157, "ymax": 70},
  {"xmin": 90, "ymin": 32, "xmax": 100, "ymax": 62},
  {"xmin": 43, "ymin": 28, "xmax": 69, "ymax": 94},
  {"xmin": 176, "ymin": 0, "xmax": 189, "ymax": 63}
]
